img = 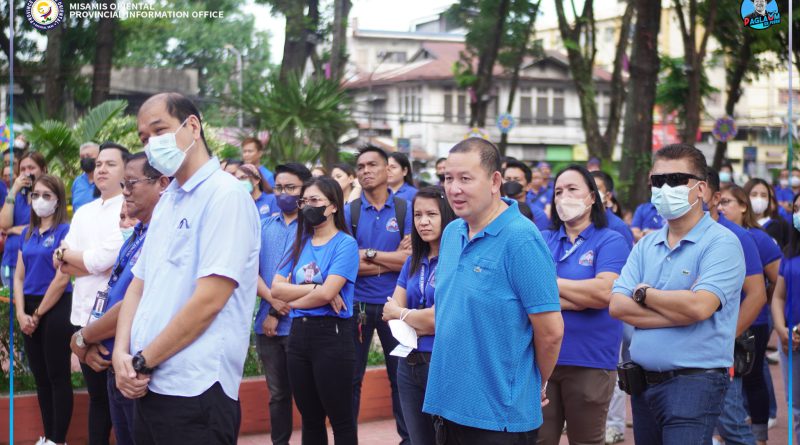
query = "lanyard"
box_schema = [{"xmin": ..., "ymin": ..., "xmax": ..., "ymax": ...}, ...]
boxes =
[
  {"xmin": 559, "ymin": 237, "xmax": 584, "ymax": 262},
  {"xmin": 107, "ymin": 226, "xmax": 147, "ymax": 289},
  {"xmin": 416, "ymin": 262, "xmax": 436, "ymax": 309}
]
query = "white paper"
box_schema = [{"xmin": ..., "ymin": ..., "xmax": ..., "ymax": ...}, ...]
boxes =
[
  {"xmin": 388, "ymin": 319, "xmax": 418, "ymax": 348},
  {"xmin": 390, "ymin": 344, "xmax": 414, "ymax": 358}
]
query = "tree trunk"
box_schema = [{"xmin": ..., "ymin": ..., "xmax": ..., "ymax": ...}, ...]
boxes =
[
  {"xmin": 619, "ymin": 0, "xmax": 661, "ymax": 208},
  {"xmin": 712, "ymin": 34, "xmax": 753, "ymax": 170},
  {"xmin": 329, "ymin": 0, "xmax": 351, "ymax": 81},
  {"xmin": 469, "ymin": 0, "xmax": 510, "ymax": 128},
  {"xmin": 44, "ymin": 23, "xmax": 64, "ymax": 119},
  {"xmin": 280, "ymin": 0, "xmax": 309, "ymax": 81},
  {"xmin": 602, "ymin": 2, "xmax": 634, "ymax": 157},
  {"xmin": 91, "ymin": 0, "xmax": 116, "ymax": 106}
]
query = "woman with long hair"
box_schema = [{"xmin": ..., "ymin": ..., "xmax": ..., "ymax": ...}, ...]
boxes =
[
  {"xmin": 718, "ymin": 184, "xmax": 781, "ymax": 444},
  {"xmin": 331, "ymin": 163, "xmax": 361, "ymax": 203},
  {"xmin": 745, "ymin": 178, "xmax": 791, "ymax": 248},
  {"xmin": 15, "ymin": 175, "xmax": 73, "ymax": 445},
  {"xmin": 382, "ymin": 186, "xmax": 455, "ymax": 445},
  {"xmin": 271, "ymin": 176, "xmax": 360, "ymax": 444},
  {"xmin": 388, "ymin": 152, "xmax": 418, "ymax": 202}
]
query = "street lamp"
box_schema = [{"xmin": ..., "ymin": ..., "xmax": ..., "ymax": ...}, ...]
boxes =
[{"xmin": 224, "ymin": 44, "xmax": 244, "ymax": 129}]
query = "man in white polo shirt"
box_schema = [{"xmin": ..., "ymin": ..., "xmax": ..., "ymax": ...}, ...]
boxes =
[{"xmin": 112, "ymin": 92, "xmax": 260, "ymax": 444}]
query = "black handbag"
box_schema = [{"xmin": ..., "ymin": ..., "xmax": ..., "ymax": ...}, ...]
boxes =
[{"xmin": 733, "ymin": 330, "xmax": 756, "ymax": 376}]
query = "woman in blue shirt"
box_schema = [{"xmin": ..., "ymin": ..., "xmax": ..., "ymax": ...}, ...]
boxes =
[
  {"xmin": 745, "ymin": 178, "xmax": 791, "ymax": 249},
  {"xmin": 771, "ymin": 192, "xmax": 800, "ymax": 444},
  {"xmin": 14, "ymin": 175, "xmax": 73, "ymax": 445},
  {"xmin": 272, "ymin": 176, "xmax": 359, "ymax": 445},
  {"xmin": 236, "ymin": 163, "xmax": 277, "ymax": 222},
  {"xmin": 539, "ymin": 165, "xmax": 630, "ymax": 445},
  {"xmin": 388, "ymin": 152, "xmax": 418, "ymax": 202},
  {"xmin": 719, "ymin": 184, "xmax": 782, "ymax": 443},
  {"xmin": 382, "ymin": 186, "xmax": 455, "ymax": 445}
]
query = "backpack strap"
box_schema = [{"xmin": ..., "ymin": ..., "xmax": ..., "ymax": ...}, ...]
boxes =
[
  {"xmin": 393, "ymin": 197, "xmax": 407, "ymax": 239},
  {"xmin": 350, "ymin": 198, "xmax": 362, "ymax": 237}
]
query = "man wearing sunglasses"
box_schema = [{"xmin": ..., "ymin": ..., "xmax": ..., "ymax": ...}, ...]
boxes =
[{"xmin": 610, "ymin": 143, "xmax": 746, "ymax": 444}]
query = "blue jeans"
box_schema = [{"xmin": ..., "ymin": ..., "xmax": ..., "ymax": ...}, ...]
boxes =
[
  {"xmin": 397, "ymin": 359, "xmax": 435, "ymax": 445},
  {"xmin": 716, "ymin": 376, "xmax": 756, "ymax": 445},
  {"xmin": 107, "ymin": 370, "xmax": 135, "ymax": 445},
  {"xmin": 779, "ymin": 349, "xmax": 800, "ymax": 444},
  {"xmin": 631, "ymin": 371, "xmax": 728, "ymax": 445}
]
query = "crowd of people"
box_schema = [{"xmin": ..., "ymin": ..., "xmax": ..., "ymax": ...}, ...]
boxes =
[{"xmin": 7, "ymin": 91, "xmax": 800, "ymax": 445}]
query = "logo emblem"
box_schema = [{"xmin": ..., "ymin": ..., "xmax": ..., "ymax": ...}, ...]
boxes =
[
  {"xmin": 578, "ymin": 250, "xmax": 594, "ymax": 267},
  {"xmin": 43, "ymin": 234, "xmax": 55, "ymax": 248},
  {"xmin": 740, "ymin": 0, "xmax": 780, "ymax": 30},
  {"xmin": 259, "ymin": 204, "xmax": 270, "ymax": 215},
  {"xmin": 386, "ymin": 217, "xmax": 400, "ymax": 233},
  {"xmin": 26, "ymin": 0, "xmax": 64, "ymax": 31}
]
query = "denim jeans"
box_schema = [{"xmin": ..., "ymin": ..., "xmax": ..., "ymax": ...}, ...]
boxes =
[
  {"xmin": 716, "ymin": 376, "xmax": 756, "ymax": 445},
  {"xmin": 352, "ymin": 302, "xmax": 409, "ymax": 443},
  {"xmin": 631, "ymin": 371, "xmax": 728, "ymax": 445},
  {"xmin": 107, "ymin": 369, "xmax": 135, "ymax": 445},
  {"xmin": 779, "ymin": 349, "xmax": 800, "ymax": 444},
  {"xmin": 256, "ymin": 334, "xmax": 293, "ymax": 445},
  {"xmin": 397, "ymin": 359, "xmax": 435, "ymax": 445}
]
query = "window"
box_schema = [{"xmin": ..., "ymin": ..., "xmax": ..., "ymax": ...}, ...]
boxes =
[
  {"xmin": 552, "ymin": 88, "xmax": 565, "ymax": 125},
  {"xmin": 520, "ymin": 96, "xmax": 532, "ymax": 125},
  {"xmin": 604, "ymin": 27, "xmax": 615, "ymax": 44},
  {"xmin": 536, "ymin": 88, "xmax": 549, "ymax": 125},
  {"xmin": 444, "ymin": 89, "xmax": 453, "ymax": 122},
  {"xmin": 457, "ymin": 94, "xmax": 467, "ymax": 124},
  {"xmin": 598, "ymin": 92, "xmax": 610, "ymax": 118},
  {"xmin": 779, "ymin": 89, "xmax": 800, "ymax": 106}
]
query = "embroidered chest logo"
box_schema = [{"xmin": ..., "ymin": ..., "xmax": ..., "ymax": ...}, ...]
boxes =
[
  {"xmin": 259, "ymin": 204, "xmax": 270, "ymax": 215},
  {"xmin": 386, "ymin": 217, "xmax": 399, "ymax": 233},
  {"xmin": 578, "ymin": 250, "xmax": 594, "ymax": 267},
  {"xmin": 178, "ymin": 218, "xmax": 190, "ymax": 229},
  {"xmin": 43, "ymin": 234, "xmax": 55, "ymax": 248}
]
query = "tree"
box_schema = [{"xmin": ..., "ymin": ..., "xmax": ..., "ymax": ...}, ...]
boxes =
[
  {"xmin": 655, "ymin": 56, "xmax": 717, "ymax": 127},
  {"xmin": 91, "ymin": 0, "xmax": 116, "ymax": 106},
  {"xmin": 260, "ymin": 0, "xmax": 322, "ymax": 81},
  {"xmin": 618, "ymin": 0, "xmax": 661, "ymax": 208},
  {"xmin": 0, "ymin": 0, "xmax": 41, "ymax": 105},
  {"xmin": 329, "ymin": 0, "xmax": 352, "ymax": 81},
  {"xmin": 672, "ymin": 0, "xmax": 718, "ymax": 143},
  {"xmin": 554, "ymin": 0, "xmax": 634, "ymax": 160}
]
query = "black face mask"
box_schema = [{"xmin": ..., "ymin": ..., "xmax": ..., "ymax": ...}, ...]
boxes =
[
  {"xmin": 302, "ymin": 205, "xmax": 328, "ymax": 227},
  {"xmin": 80, "ymin": 157, "xmax": 96, "ymax": 173},
  {"xmin": 501, "ymin": 181, "xmax": 524, "ymax": 198},
  {"xmin": 437, "ymin": 174, "xmax": 445, "ymax": 184}
]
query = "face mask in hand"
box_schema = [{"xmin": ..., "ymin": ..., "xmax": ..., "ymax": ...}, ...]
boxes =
[
  {"xmin": 302, "ymin": 205, "xmax": 328, "ymax": 227},
  {"xmin": 556, "ymin": 196, "xmax": 591, "ymax": 222},
  {"xmin": 32, "ymin": 197, "xmax": 57, "ymax": 218},
  {"xmin": 650, "ymin": 182, "xmax": 700, "ymax": 221},
  {"xmin": 144, "ymin": 118, "xmax": 196, "ymax": 176}
]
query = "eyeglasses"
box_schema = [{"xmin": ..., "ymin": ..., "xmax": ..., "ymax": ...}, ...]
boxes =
[
  {"xmin": 120, "ymin": 178, "xmax": 157, "ymax": 191},
  {"xmin": 30, "ymin": 192, "xmax": 55, "ymax": 201},
  {"xmin": 274, "ymin": 185, "xmax": 300, "ymax": 194},
  {"xmin": 297, "ymin": 197, "xmax": 329, "ymax": 208},
  {"xmin": 718, "ymin": 199, "xmax": 738, "ymax": 207},
  {"xmin": 650, "ymin": 173, "xmax": 705, "ymax": 188}
]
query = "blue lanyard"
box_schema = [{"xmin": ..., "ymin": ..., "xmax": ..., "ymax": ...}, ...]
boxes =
[
  {"xmin": 416, "ymin": 262, "xmax": 436, "ymax": 309},
  {"xmin": 107, "ymin": 226, "xmax": 147, "ymax": 289},
  {"xmin": 559, "ymin": 238, "xmax": 584, "ymax": 262}
]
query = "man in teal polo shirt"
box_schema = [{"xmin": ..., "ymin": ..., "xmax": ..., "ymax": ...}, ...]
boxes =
[{"xmin": 423, "ymin": 138, "xmax": 563, "ymax": 444}]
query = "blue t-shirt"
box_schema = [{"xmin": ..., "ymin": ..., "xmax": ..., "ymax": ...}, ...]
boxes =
[
  {"xmin": 526, "ymin": 186, "xmax": 551, "ymax": 211},
  {"xmin": 255, "ymin": 213, "xmax": 298, "ymax": 336},
  {"xmin": 606, "ymin": 208, "xmax": 634, "ymax": 247},
  {"xmin": 259, "ymin": 165, "xmax": 276, "ymax": 188},
  {"xmin": 543, "ymin": 224, "xmax": 629, "ymax": 370},
  {"xmin": 0, "ymin": 182, "xmax": 7, "ymax": 205},
  {"xmin": 3, "ymin": 193, "xmax": 32, "ymax": 268},
  {"xmin": 71, "ymin": 173, "xmax": 96, "ymax": 213},
  {"xmin": 748, "ymin": 227, "xmax": 783, "ymax": 326},
  {"xmin": 613, "ymin": 213, "xmax": 745, "ymax": 371},
  {"xmin": 253, "ymin": 192, "xmax": 278, "ymax": 223},
  {"xmin": 396, "ymin": 255, "xmax": 437, "ymax": 353},
  {"xmin": 20, "ymin": 224, "xmax": 72, "ymax": 296},
  {"xmin": 394, "ymin": 183, "xmax": 418, "ymax": 202},
  {"xmin": 344, "ymin": 191, "xmax": 413, "ymax": 304},
  {"xmin": 423, "ymin": 199, "xmax": 560, "ymax": 432},
  {"xmin": 631, "ymin": 202, "xmax": 665, "ymax": 232},
  {"xmin": 779, "ymin": 206, "xmax": 793, "ymax": 224},
  {"xmin": 775, "ymin": 185, "xmax": 794, "ymax": 204},
  {"xmin": 718, "ymin": 216, "xmax": 764, "ymax": 304},
  {"xmin": 277, "ymin": 231, "xmax": 359, "ymax": 319},
  {"xmin": 780, "ymin": 254, "xmax": 800, "ymax": 327}
]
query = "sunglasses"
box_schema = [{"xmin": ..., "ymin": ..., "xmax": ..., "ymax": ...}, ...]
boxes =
[{"xmin": 650, "ymin": 173, "xmax": 705, "ymax": 188}]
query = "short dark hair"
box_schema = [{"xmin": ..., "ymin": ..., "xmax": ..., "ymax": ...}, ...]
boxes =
[
  {"xmin": 145, "ymin": 92, "xmax": 211, "ymax": 156},
  {"xmin": 435, "ymin": 157, "xmax": 447, "ymax": 167},
  {"xmin": 275, "ymin": 162, "xmax": 312, "ymax": 183},
  {"xmin": 241, "ymin": 137, "xmax": 263, "ymax": 152},
  {"xmin": 449, "ymin": 137, "xmax": 501, "ymax": 176},
  {"xmin": 389, "ymin": 152, "xmax": 414, "ymax": 186},
  {"xmin": 591, "ymin": 170, "xmax": 615, "ymax": 192},
  {"xmin": 99, "ymin": 141, "xmax": 131, "ymax": 162},
  {"xmin": 356, "ymin": 145, "xmax": 388, "ymax": 164},
  {"xmin": 332, "ymin": 162, "xmax": 356, "ymax": 177},
  {"xmin": 653, "ymin": 143, "xmax": 708, "ymax": 180},
  {"xmin": 125, "ymin": 152, "xmax": 162, "ymax": 178},
  {"xmin": 550, "ymin": 164, "xmax": 608, "ymax": 230},
  {"xmin": 707, "ymin": 169, "xmax": 721, "ymax": 193},
  {"xmin": 223, "ymin": 158, "xmax": 243, "ymax": 169},
  {"xmin": 503, "ymin": 159, "xmax": 532, "ymax": 183},
  {"xmin": 19, "ymin": 151, "xmax": 47, "ymax": 173}
]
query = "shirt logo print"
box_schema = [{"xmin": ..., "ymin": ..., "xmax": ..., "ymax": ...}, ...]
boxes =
[
  {"xmin": 43, "ymin": 234, "xmax": 55, "ymax": 247},
  {"xmin": 386, "ymin": 217, "xmax": 400, "ymax": 233},
  {"xmin": 178, "ymin": 218, "xmax": 190, "ymax": 229},
  {"xmin": 259, "ymin": 204, "xmax": 270, "ymax": 215},
  {"xmin": 578, "ymin": 250, "xmax": 594, "ymax": 267}
]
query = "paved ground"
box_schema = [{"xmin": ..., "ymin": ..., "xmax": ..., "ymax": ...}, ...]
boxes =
[{"xmin": 239, "ymin": 354, "xmax": 793, "ymax": 445}]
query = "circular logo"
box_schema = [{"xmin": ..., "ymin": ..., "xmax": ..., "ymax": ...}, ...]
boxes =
[
  {"xmin": 26, "ymin": 0, "xmax": 64, "ymax": 31},
  {"xmin": 713, "ymin": 116, "xmax": 738, "ymax": 142},
  {"xmin": 740, "ymin": 0, "xmax": 780, "ymax": 30}
]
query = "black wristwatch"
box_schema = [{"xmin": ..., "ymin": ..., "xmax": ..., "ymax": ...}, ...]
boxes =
[
  {"xmin": 365, "ymin": 248, "xmax": 377, "ymax": 261},
  {"xmin": 132, "ymin": 350, "xmax": 155, "ymax": 375},
  {"xmin": 633, "ymin": 286, "xmax": 650, "ymax": 307},
  {"xmin": 268, "ymin": 307, "xmax": 281, "ymax": 318}
]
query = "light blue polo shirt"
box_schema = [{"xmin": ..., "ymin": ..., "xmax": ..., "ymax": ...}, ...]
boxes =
[
  {"xmin": 613, "ymin": 213, "xmax": 745, "ymax": 371},
  {"xmin": 606, "ymin": 208, "xmax": 634, "ymax": 247},
  {"xmin": 344, "ymin": 190, "xmax": 413, "ymax": 304},
  {"xmin": 747, "ymin": 227, "xmax": 783, "ymax": 326},
  {"xmin": 394, "ymin": 183, "xmax": 418, "ymax": 202},
  {"xmin": 130, "ymin": 157, "xmax": 260, "ymax": 400},
  {"xmin": 254, "ymin": 213, "xmax": 297, "ymax": 337},
  {"xmin": 631, "ymin": 202, "xmax": 665, "ymax": 232},
  {"xmin": 259, "ymin": 165, "xmax": 276, "ymax": 188},
  {"xmin": 542, "ymin": 224, "xmax": 629, "ymax": 370},
  {"xmin": 423, "ymin": 199, "xmax": 560, "ymax": 432}
]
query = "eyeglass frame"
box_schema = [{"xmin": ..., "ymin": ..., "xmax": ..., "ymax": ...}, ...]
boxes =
[{"xmin": 120, "ymin": 177, "xmax": 159, "ymax": 191}]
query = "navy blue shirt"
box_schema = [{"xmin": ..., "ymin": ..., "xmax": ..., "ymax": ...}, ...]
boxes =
[
  {"xmin": 0, "ymin": 182, "xmax": 7, "ymax": 206},
  {"xmin": 255, "ymin": 213, "xmax": 297, "ymax": 336},
  {"xmin": 394, "ymin": 183, "xmax": 418, "ymax": 202},
  {"xmin": 606, "ymin": 208, "xmax": 634, "ymax": 247},
  {"xmin": 542, "ymin": 224, "xmax": 629, "ymax": 370},
  {"xmin": 71, "ymin": 173, "xmax": 96, "ymax": 213},
  {"xmin": 748, "ymin": 227, "xmax": 783, "ymax": 326},
  {"xmin": 344, "ymin": 190, "xmax": 413, "ymax": 304},
  {"xmin": 780, "ymin": 254, "xmax": 800, "ymax": 327},
  {"xmin": 526, "ymin": 186, "xmax": 551, "ymax": 211},
  {"xmin": 631, "ymin": 202, "xmax": 665, "ymax": 232},
  {"xmin": 3, "ymin": 193, "xmax": 31, "ymax": 268},
  {"xmin": 396, "ymin": 255, "xmax": 437, "ymax": 353},
  {"xmin": 21, "ymin": 224, "xmax": 72, "ymax": 296},
  {"xmin": 530, "ymin": 204, "xmax": 550, "ymax": 232}
]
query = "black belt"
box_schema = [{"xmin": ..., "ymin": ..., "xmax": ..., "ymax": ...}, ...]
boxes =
[
  {"xmin": 406, "ymin": 351, "xmax": 432, "ymax": 365},
  {"xmin": 644, "ymin": 367, "xmax": 727, "ymax": 386}
]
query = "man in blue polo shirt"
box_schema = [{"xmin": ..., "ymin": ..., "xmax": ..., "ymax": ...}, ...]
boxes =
[
  {"xmin": 423, "ymin": 138, "xmax": 563, "ymax": 444},
  {"xmin": 526, "ymin": 166, "xmax": 551, "ymax": 215},
  {"xmin": 253, "ymin": 162, "xmax": 311, "ymax": 445},
  {"xmin": 346, "ymin": 146, "xmax": 413, "ymax": 443},
  {"xmin": 610, "ymin": 143, "xmax": 746, "ymax": 444},
  {"xmin": 72, "ymin": 142, "xmax": 100, "ymax": 212},
  {"xmin": 502, "ymin": 160, "xmax": 549, "ymax": 231},
  {"xmin": 69, "ymin": 152, "xmax": 168, "ymax": 445},
  {"xmin": 592, "ymin": 170, "xmax": 634, "ymax": 247}
]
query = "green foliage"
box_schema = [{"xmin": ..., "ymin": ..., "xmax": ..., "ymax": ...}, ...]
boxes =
[{"xmin": 655, "ymin": 56, "xmax": 718, "ymax": 124}]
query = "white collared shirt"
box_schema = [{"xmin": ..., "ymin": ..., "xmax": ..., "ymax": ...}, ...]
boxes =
[
  {"xmin": 66, "ymin": 194, "xmax": 124, "ymax": 326},
  {"xmin": 130, "ymin": 157, "xmax": 260, "ymax": 399}
]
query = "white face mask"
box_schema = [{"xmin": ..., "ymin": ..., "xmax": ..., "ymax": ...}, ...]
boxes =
[
  {"xmin": 556, "ymin": 195, "xmax": 591, "ymax": 223},
  {"xmin": 792, "ymin": 176, "xmax": 800, "ymax": 188},
  {"xmin": 144, "ymin": 118, "xmax": 196, "ymax": 176},
  {"xmin": 780, "ymin": 178, "xmax": 789, "ymax": 188},
  {"xmin": 32, "ymin": 197, "xmax": 57, "ymax": 218},
  {"xmin": 750, "ymin": 197, "xmax": 769, "ymax": 215}
]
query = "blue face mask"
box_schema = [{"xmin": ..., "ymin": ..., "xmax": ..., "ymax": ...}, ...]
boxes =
[
  {"xmin": 650, "ymin": 182, "xmax": 700, "ymax": 221},
  {"xmin": 719, "ymin": 171, "xmax": 732, "ymax": 183},
  {"xmin": 121, "ymin": 227, "xmax": 134, "ymax": 241},
  {"xmin": 275, "ymin": 194, "xmax": 299, "ymax": 213},
  {"xmin": 240, "ymin": 179, "xmax": 254, "ymax": 194},
  {"xmin": 144, "ymin": 118, "xmax": 195, "ymax": 176},
  {"xmin": 794, "ymin": 212, "xmax": 800, "ymax": 232}
]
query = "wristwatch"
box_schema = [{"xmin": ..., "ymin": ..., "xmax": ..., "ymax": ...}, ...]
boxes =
[
  {"xmin": 268, "ymin": 307, "xmax": 281, "ymax": 318},
  {"xmin": 55, "ymin": 248, "xmax": 65, "ymax": 262},
  {"xmin": 74, "ymin": 329, "xmax": 87, "ymax": 349},
  {"xmin": 132, "ymin": 350, "xmax": 155, "ymax": 375},
  {"xmin": 365, "ymin": 248, "xmax": 377, "ymax": 261},
  {"xmin": 633, "ymin": 286, "xmax": 650, "ymax": 307}
]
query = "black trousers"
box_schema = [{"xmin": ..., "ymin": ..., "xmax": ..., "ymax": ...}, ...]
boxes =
[
  {"xmin": 743, "ymin": 323, "xmax": 771, "ymax": 425},
  {"xmin": 288, "ymin": 316, "xmax": 357, "ymax": 445},
  {"xmin": 79, "ymin": 350, "xmax": 112, "ymax": 444},
  {"xmin": 22, "ymin": 293, "xmax": 74, "ymax": 443},
  {"xmin": 434, "ymin": 417, "xmax": 539, "ymax": 445},
  {"xmin": 133, "ymin": 382, "xmax": 241, "ymax": 445}
]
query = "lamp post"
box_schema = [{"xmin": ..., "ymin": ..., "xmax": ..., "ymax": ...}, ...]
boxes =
[{"xmin": 224, "ymin": 44, "xmax": 243, "ymax": 129}]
